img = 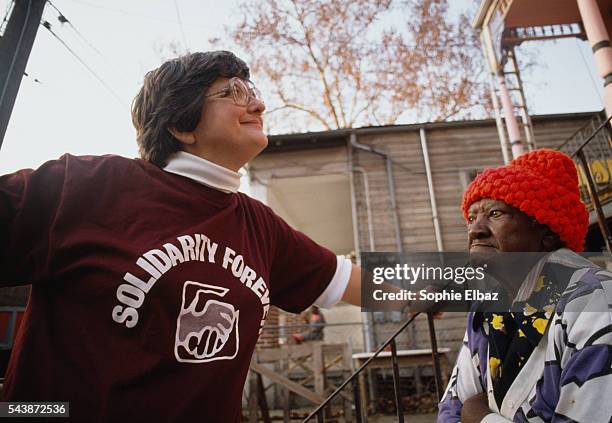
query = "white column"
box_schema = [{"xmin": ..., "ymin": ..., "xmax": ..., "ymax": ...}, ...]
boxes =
[
  {"xmin": 497, "ymin": 73, "xmax": 524, "ymax": 158},
  {"xmin": 577, "ymin": 0, "xmax": 612, "ymax": 118}
]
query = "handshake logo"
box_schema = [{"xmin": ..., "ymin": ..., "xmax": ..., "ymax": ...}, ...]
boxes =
[{"xmin": 174, "ymin": 281, "xmax": 240, "ymax": 363}]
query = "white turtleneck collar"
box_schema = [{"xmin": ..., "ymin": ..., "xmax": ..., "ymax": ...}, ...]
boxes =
[{"xmin": 163, "ymin": 151, "xmax": 241, "ymax": 194}]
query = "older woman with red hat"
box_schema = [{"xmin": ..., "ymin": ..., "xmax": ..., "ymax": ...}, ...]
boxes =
[{"xmin": 438, "ymin": 149, "xmax": 612, "ymax": 422}]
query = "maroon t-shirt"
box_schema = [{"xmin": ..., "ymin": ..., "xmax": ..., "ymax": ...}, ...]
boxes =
[{"xmin": 0, "ymin": 154, "xmax": 337, "ymax": 422}]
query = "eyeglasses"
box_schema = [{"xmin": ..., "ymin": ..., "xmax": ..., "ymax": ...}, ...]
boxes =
[{"xmin": 204, "ymin": 77, "xmax": 263, "ymax": 107}]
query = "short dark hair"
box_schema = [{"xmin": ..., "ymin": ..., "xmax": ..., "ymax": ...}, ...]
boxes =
[{"xmin": 131, "ymin": 51, "xmax": 250, "ymax": 167}]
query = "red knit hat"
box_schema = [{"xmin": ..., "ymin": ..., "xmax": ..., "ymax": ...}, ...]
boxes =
[{"xmin": 462, "ymin": 149, "xmax": 589, "ymax": 252}]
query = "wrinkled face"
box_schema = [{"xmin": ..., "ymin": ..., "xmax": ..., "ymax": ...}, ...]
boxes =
[
  {"xmin": 188, "ymin": 77, "xmax": 267, "ymax": 170},
  {"xmin": 467, "ymin": 199, "xmax": 547, "ymax": 253}
]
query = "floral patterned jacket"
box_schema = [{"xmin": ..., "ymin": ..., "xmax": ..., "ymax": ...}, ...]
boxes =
[{"xmin": 438, "ymin": 249, "xmax": 612, "ymax": 422}]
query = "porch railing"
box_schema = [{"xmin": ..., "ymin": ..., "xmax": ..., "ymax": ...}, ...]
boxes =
[
  {"xmin": 300, "ymin": 311, "xmax": 444, "ymax": 423},
  {"xmin": 558, "ymin": 112, "xmax": 612, "ymax": 252},
  {"xmin": 558, "ymin": 112, "xmax": 612, "ymax": 208}
]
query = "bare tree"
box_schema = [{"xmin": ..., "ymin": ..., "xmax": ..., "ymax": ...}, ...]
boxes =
[
  {"xmin": 381, "ymin": 0, "xmax": 491, "ymax": 123},
  {"xmin": 228, "ymin": 0, "xmax": 490, "ymax": 132}
]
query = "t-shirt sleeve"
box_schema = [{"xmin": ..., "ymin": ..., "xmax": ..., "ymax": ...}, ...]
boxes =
[
  {"xmin": 267, "ymin": 210, "xmax": 338, "ymax": 313},
  {"xmin": 0, "ymin": 157, "xmax": 67, "ymax": 286}
]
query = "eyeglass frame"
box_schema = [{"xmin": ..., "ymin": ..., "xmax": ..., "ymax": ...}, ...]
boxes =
[{"xmin": 203, "ymin": 77, "xmax": 263, "ymax": 107}]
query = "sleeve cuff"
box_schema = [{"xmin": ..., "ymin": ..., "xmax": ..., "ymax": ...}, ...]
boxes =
[
  {"xmin": 481, "ymin": 413, "xmax": 513, "ymax": 423},
  {"xmin": 313, "ymin": 256, "xmax": 352, "ymax": 308}
]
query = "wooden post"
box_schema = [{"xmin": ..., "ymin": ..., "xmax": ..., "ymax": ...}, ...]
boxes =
[
  {"xmin": 257, "ymin": 373, "xmax": 271, "ymax": 423},
  {"xmin": 312, "ymin": 342, "xmax": 325, "ymax": 396},
  {"xmin": 342, "ymin": 344, "xmax": 353, "ymax": 422},
  {"xmin": 248, "ymin": 372, "xmax": 259, "ymax": 423},
  {"xmin": 312, "ymin": 342, "xmax": 328, "ymax": 419},
  {"xmin": 282, "ymin": 353, "xmax": 290, "ymax": 423}
]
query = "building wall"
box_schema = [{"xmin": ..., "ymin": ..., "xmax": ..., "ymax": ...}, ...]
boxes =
[{"xmin": 250, "ymin": 114, "xmax": 593, "ymax": 355}]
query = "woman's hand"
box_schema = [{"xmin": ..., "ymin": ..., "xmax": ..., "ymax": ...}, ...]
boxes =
[{"xmin": 461, "ymin": 393, "xmax": 491, "ymax": 423}]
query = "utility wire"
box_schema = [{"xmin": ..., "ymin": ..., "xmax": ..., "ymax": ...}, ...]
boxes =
[
  {"xmin": 63, "ymin": 0, "xmax": 222, "ymax": 30},
  {"xmin": 46, "ymin": 0, "xmax": 126, "ymax": 85},
  {"xmin": 574, "ymin": 38, "xmax": 604, "ymax": 103},
  {"xmin": 46, "ymin": 0, "xmax": 106, "ymax": 59},
  {"xmin": 41, "ymin": 20, "xmax": 127, "ymax": 108},
  {"xmin": 172, "ymin": 0, "xmax": 189, "ymax": 52}
]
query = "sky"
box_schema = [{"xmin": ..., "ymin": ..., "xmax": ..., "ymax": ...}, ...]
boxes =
[{"xmin": 0, "ymin": 0, "xmax": 605, "ymax": 176}]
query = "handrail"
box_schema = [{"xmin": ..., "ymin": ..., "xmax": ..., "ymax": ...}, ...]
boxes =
[
  {"xmin": 557, "ymin": 113, "xmax": 612, "ymax": 253},
  {"xmin": 302, "ymin": 312, "xmax": 425, "ymax": 422},
  {"xmin": 556, "ymin": 111, "xmax": 606, "ymax": 151},
  {"xmin": 259, "ymin": 322, "xmax": 363, "ymax": 331},
  {"xmin": 568, "ymin": 113, "xmax": 612, "ymax": 158}
]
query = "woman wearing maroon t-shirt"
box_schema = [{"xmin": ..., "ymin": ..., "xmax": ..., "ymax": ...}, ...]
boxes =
[{"xmin": 0, "ymin": 51, "xmax": 361, "ymax": 422}]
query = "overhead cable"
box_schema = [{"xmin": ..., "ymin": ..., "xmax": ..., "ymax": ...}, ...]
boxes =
[
  {"xmin": 173, "ymin": 0, "xmax": 189, "ymax": 52},
  {"xmin": 41, "ymin": 20, "xmax": 127, "ymax": 108},
  {"xmin": 47, "ymin": 0, "xmax": 106, "ymax": 59}
]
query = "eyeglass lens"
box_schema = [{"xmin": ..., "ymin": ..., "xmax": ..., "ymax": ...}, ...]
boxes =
[{"xmin": 232, "ymin": 79, "xmax": 261, "ymax": 106}]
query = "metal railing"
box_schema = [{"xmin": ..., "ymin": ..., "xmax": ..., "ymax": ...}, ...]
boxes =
[
  {"xmin": 558, "ymin": 112, "xmax": 612, "ymax": 253},
  {"xmin": 301, "ymin": 311, "xmax": 444, "ymax": 422},
  {"xmin": 559, "ymin": 112, "xmax": 612, "ymax": 207}
]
